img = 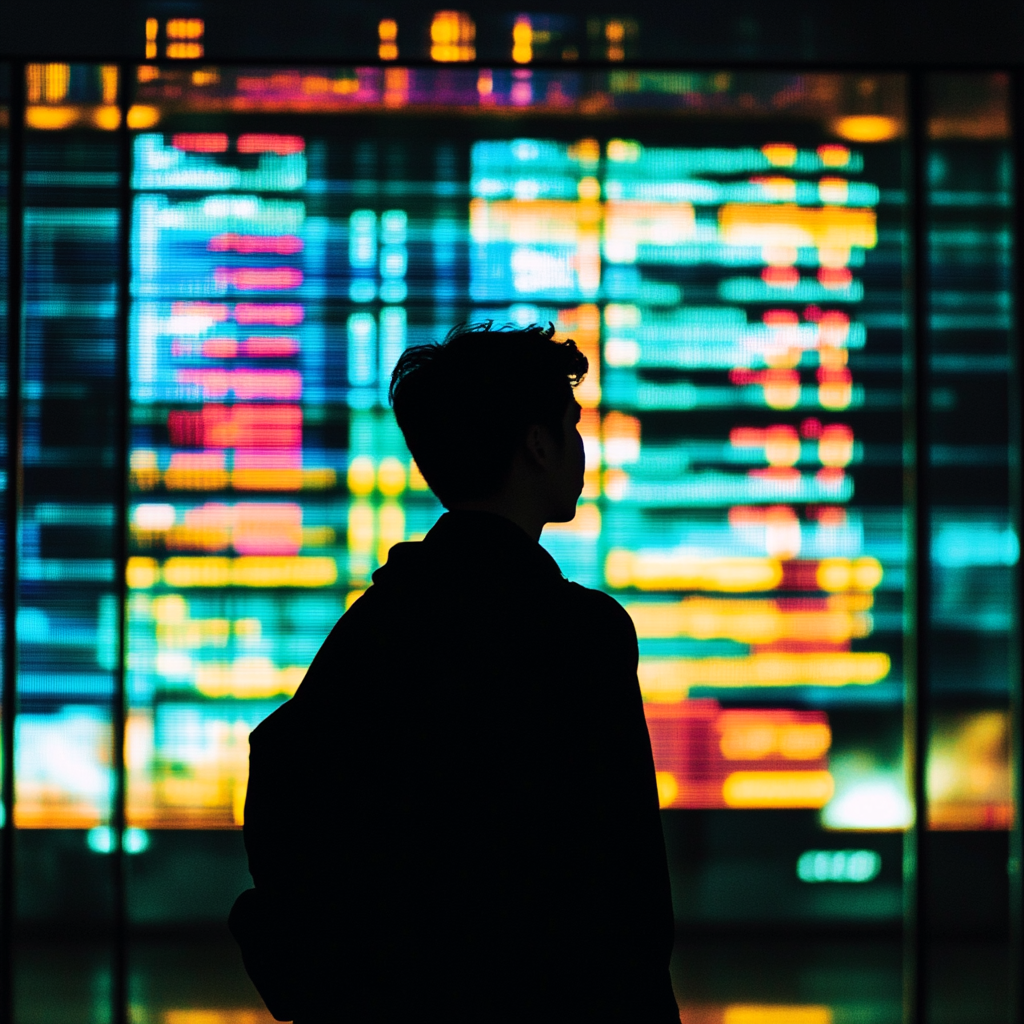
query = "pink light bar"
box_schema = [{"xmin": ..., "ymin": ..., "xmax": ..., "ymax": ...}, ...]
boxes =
[
  {"xmin": 195, "ymin": 337, "xmax": 300, "ymax": 358},
  {"xmin": 234, "ymin": 303, "xmax": 304, "ymax": 326},
  {"xmin": 172, "ymin": 133, "xmax": 229, "ymax": 152},
  {"xmin": 215, "ymin": 267, "xmax": 303, "ymax": 291},
  {"xmin": 208, "ymin": 234, "xmax": 304, "ymax": 254},
  {"xmin": 177, "ymin": 368, "xmax": 302, "ymax": 400},
  {"xmin": 234, "ymin": 448, "xmax": 302, "ymax": 469},
  {"xmin": 202, "ymin": 339, "xmax": 238, "ymax": 358},
  {"xmin": 241, "ymin": 337, "xmax": 300, "ymax": 357},
  {"xmin": 168, "ymin": 451, "xmax": 226, "ymax": 470},
  {"xmin": 237, "ymin": 133, "xmax": 305, "ymax": 155}
]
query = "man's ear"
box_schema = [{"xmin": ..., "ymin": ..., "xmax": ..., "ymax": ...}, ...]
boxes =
[{"xmin": 523, "ymin": 423, "xmax": 549, "ymax": 467}]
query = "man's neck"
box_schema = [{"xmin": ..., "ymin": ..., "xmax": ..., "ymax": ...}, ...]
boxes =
[{"xmin": 445, "ymin": 498, "xmax": 544, "ymax": 542}]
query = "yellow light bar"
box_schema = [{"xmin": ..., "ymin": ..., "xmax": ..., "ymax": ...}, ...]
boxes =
[
  {"xmin": 25, "ymin": 104, "xmax": 121, "ymax": 131},
  {"xmin": 626, "ymin": 595, "xmax": 872, "ymax": 643},
  {"xmin": 195, "ymin": 658, "xmax": 305, "ymax": 698},
  {"xmin": 831, "ymin": 115, "xmax": 901, "ymax": 142},
  {"xmin": 607, "ymin": 550, "xmax": 783, "ymax": 592},
  {"xmin": 639, "ymin": 652, "xmax": 891, "ymax": 701},
  {"xmin": 127, "ymin": 555, "xmax": 338, "ymax": 588},
  {"xmin": 25, "ymin": 106, "xmax": 80, "ymax": 130},
  {"xmin": 722, "ymin": 770, "xmax": 834, "ymax": 808},
  {"xmin": 722, "ymin": 1006, "xmax": 833, "ymax": 1024},
  {"xmin": 719, "ymin": 203, "xmax": 877, "ymax": 249}
]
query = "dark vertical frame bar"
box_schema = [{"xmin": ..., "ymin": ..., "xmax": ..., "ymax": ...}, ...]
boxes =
[
  {"xmin": 1011, "ymin": 67, "xmax": 1024, "ymax": 1024},
  {"xmin": 112, "ymin": 61, "xmax": 132, "ymax": 1024},
  {"xmin": 907, "ymin": 69, "xmax": 931, "ymax": 1024},
  {"xmin": 0, "ymin": 59, "xmax": 23, "ymax": 1024}
]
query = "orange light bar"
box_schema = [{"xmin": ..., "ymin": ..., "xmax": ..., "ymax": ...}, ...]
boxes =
[
  {"xmin": 722, "ymin": 770, "xmax": 834, "ymax": 808},
  {"xmin": 606, "ymin": 550, "xmax": 784, "ymax": 592},
  {"xmin": 719, "ymin": 204, "xmax": 877, "ymax": 249},
  {"xmin": 626, "ymin": 595, "xmax": 873, "ymax": 644}
]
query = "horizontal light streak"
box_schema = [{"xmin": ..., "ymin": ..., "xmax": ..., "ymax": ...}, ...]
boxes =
[
  {"xmin": 608, "ymin": 551, "xmax": 783, "ymax": 591},
  {"xmin": 134, "ymin": 501, "xmax": 304, "ymax": 555},
  {"xmin": 627, "ymin": 596, "xmax": 873, "ymax": 643},
  {"xmin": 639, "ymin": 652, "xmax": 891, "ymax": 700},
  {"xmin": 176, "ymin": 368, "xmax": 301, "ymax": 400},
  {"xmin": 608, "ymin": 551, "xmax": 882, "ymax": 592},
  {"xmin": 233, "ymin": 303, "xmax": 304, "ymax": 325},
  {"xmin": 172, "ymin": 133, "xmax": 228, "ymax": 153},
  {"xmin": 208, "ymin": 233, "xmax": 304, "ymax": 254},
  {"xmin": 722, "ymin": 770, "xmax": 834, "ymax": 808},
  {"xmin": 470, "ymin": 198, "xmax": 601, "ymax": 243},
  {"xmin": 717, "ymin": 1005, "xmax": 832, "ymax": 1024},
  {"xmin": 127, "ymin": 555, "xmax": 338, "ymax": 589},
  {"xmin": 718, "ymin": 715, "xmax": 831, "ymax": 761},
  {"xmin": 719, "ymin": 203, "xmax": 877, "ymax": 249},
  {"xmin": 169, "ymin": 300, "xmax": 306, "ymax": 327},
  {"xmin": 195, "ymin": 658, "xmax": 305, "ymax": 698},
  {"xmin": 214, "ymin": 267, "xmax": 303, "ymax": 290},
  {"xmin": 237, "ymin": 133, "xmax": 305, "ymax": 154},
  {"xmin": 140, "ymin": 465, "xmax": 335, "ymax": 493},
  {"xmin": 168, "ymin": 405, "xmax": 301, "ymax": 449}
]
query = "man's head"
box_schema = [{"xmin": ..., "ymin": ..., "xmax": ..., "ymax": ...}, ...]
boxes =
[{"xmin": 389, "ymin": 323, "xmax": 588, "ymax": 524}]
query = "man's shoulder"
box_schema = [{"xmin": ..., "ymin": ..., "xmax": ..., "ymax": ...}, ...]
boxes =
[{"xmin": 562, "ymin": 581, "xmax": 636, "ymax": 637}]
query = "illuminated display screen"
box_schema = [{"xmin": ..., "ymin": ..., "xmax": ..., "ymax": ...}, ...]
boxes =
[
  {"xmin": 116, "ymin": 66, "xmax": 911, "ymax": 830},
  {"xmin": 8, "ymin": 65, "xmax": 1016, "ymax": 866}
]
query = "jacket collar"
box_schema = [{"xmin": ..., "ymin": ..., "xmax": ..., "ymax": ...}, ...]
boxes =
[{"xmin": 373, "ymin": 510, "xmax": 565, "ymax": 588}]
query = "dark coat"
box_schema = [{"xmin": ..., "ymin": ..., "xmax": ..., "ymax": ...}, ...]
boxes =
[{"xmin": 232, "ymin": 510, "xmax": 678, "ymax": 1023}]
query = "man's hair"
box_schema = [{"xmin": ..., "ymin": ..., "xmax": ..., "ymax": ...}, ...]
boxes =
[{"xmin": 389, "ymin": 322, "xmax": 588, "ymax": 506}]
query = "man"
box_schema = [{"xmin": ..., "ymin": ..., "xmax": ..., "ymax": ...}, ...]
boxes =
[{"xmin": 231, "ymin": 323, "xmax": 678, "ymax": 1022}]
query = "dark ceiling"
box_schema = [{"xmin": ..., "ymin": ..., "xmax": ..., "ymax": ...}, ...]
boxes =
[{"xmin": 2, "ymin": 0, "xmax": 1022, "ymax": 64}]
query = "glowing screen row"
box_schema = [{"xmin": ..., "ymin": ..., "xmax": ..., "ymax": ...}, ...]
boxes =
[{"xmin": 5, "ymin": 65, "xmax": 1014, "ymax": 836}]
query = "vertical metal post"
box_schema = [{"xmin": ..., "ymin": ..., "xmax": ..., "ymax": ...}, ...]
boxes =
[
  {"xmin": 112, "ymin": 60, "xmax": 132, "ymax": 1024},
  {"xmin": 907, "ymin": 68, "xmax": 932, "ymax": 1024},
  {"xmin": 1010, "ymin": 67, "xmax": 1024, "ymax": 1024},
  {"xmin": 0, "ymin": 60, "xmax": 24, "ymax": 1024}
]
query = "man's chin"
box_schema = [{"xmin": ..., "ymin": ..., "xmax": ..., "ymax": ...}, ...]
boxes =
[{"xmin": 548, "ymin": 503, "xmax": 582, "ymax": 525}]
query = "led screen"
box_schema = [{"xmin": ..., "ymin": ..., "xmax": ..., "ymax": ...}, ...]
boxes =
[
  {"xmin": 111, "ymin": 66, "xmax": 912, "ymax": 833},
  {"xmin": 10, "ymin": 66, "xmax": 1015, "ymax": 870}
]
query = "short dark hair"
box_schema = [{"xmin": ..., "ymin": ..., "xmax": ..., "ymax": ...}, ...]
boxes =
[{"xmin": 389, "ymin": 322, "xmax": 588, "ymax": 506}]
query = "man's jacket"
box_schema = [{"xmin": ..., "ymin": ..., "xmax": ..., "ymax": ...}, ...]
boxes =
[{"xmin": 231, "ymin": 510, "xmax": 678, "ymax": 1023}]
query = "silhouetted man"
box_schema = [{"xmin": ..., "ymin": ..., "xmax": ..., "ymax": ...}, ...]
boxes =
[{"xmin": 230, "ymin": 323, "xmax": 678, "ymax": 1023}]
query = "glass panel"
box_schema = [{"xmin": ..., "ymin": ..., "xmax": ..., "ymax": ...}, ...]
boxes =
[
  {"xmin": 925, "ymin": 73, "xmax": 1015, "ymax": 931},
  {"xmin": 125, "ymin": 66, "xmax": 912, "ymax": 942},
  {"xmin": 15, "ymin": 63, "xmax": 121, "ymax": 932},
  {"xmin": 0, "ymin": 65, "xmax": 9, "ymax": 817}
]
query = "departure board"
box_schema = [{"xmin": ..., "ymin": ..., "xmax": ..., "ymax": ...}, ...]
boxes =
[
  {"xmin": 8, "ymin": 66, "xmax": 1014, "ymax": 861},
  {"xmin": 117, "ymin": 67, "xmax": 912, "ymax": 831}
]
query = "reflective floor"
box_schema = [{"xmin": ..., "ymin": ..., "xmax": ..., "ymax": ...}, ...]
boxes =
[{"xmin": 11, "ymin": 934, "xmax": 1016, "ymax": 1023}]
